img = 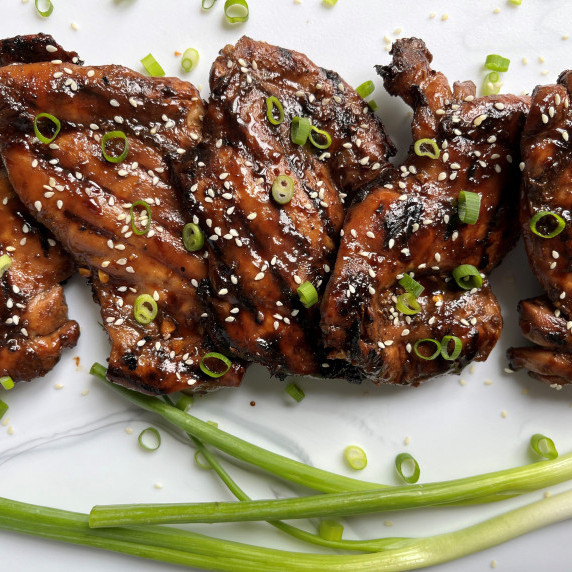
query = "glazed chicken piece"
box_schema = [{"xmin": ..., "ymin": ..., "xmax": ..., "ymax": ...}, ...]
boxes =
[
  {"xmin": 0, "ymin": 57, "xmax": 244, "ymax": 394},
  {"xmin": 0, "ymin": 34, "xmax": 79, "ymax": 383},
  {"xmin": 321, "ymin": 38, "xmax": 529, "ymax": 385},
  {"xmin": 507, "ymin": 71, "xmax": 572, "ymax": 387},
  {"xmin": 176, "ymin": 36, "xmax": 395, "ymax": 378}
]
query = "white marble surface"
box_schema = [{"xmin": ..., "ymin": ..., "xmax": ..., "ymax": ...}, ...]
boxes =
[{"xmin": 2, "ymin": 0, "xmax": 572, "ymax": 570}]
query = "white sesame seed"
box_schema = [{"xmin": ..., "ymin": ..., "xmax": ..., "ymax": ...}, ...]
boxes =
[{"xmin": 110, "ymin": 99, "xmax": 120, "ymax": 107}]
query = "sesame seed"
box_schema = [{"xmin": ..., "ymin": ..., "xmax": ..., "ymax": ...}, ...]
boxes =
[
  {"xmin": 46, "ymin": 45, "xmax": 58, "ymax": 53},
  {"xmin": 34, "ymin": 201, "xmax": 42, "ymax": 212},
  {"xmin": 541, "ymin": 113, "xmax": 549, "ymax": 124}
]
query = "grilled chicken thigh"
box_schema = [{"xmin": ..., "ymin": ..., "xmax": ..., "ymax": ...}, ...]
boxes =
[
  {"xmin": 0, "ymin": 57, "xmax": 244, "ymax": 393},
  {"xmin": 508, "ymin": 71, "xmax": 572, "ymax": 387},
  {"xmin": 321, "ymin": 38, "xmax": 529, "ymax": 385},
  {"xmin": 0, "ymin": 34, "xmax": 79, "ymax": 383},
  {"xmin": 176, "ymin": 36, "xmax": 395, "ymax": 378}
]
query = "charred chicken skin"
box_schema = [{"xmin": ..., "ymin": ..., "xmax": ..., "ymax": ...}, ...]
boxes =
[
  {"xmin": 0, "ymin": 34, "xmax": 79, "ymax": 383},
  {"xmin": 321, "ymin": 38, "xmax": 529, "ymax": 385},
  {"xmin": 508, "ymin": 71, "xmax": 572, "ymax": 387},
  {"xmin": 0, "ymin": 53, "xmax": 244, "ymax": 393},
  {"xmin": 176, "ymin": 36, "xmax": 395, "ymax": 378}
]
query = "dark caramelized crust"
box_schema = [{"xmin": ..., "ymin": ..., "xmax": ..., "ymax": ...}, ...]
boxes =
[
  {"xmin": 0, "ymin": 60, "xmax": 244, "ymax": 393},
  {"xmin": 176, "ymin": 36, "xmax": 394, "ymax": 378},
  {"xmin": 0, "ymin": 33, "xmax": 81, "ymax": 67},
  {"xmin": 322, "ymin": 38, "xmax": 528, "ymax": 385}
]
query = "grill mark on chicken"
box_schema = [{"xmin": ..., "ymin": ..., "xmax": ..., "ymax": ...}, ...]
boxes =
[
  {"xmin": 0, "ymin": 34, "xmax": 79, "ymax": 383},
  {"xmin": 0, "ymin": 59, "xmax": 244, "ymax": 393},
  {"xmin": 508, "ymin": 73, "xmax": 572, "ymax": 387},
  {"xmin": 321, "ymin": 38, "xmax": 528, "ymax": 385},
  {"xmin": 176, "ymin": 36, "xmax": 394, "ymax": 377}
]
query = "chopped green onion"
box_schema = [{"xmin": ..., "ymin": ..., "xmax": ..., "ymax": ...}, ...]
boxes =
[
  {"xmin": 35, "ymin": 0, "xmax": 53, "ymax": 17},
  {"xmin": 140, "ymin": 54, "xmax": 165, "ymax": 77},
  {"xmin": 0, "ymin": 254, "xmax": 11, "ymax": 277},
  {"xmin": 323, "ymin": 0, "xmax": 338, "ymax": 5},
  {"xmin": 200, "ymin": 352, "xmax": 232, "ymax": 378},
  {"xmin": 133, "ymin": 294, "xmax": 158, "ymax": 325},
  {"xmin": 266, "ymin": 96, "xmax": 284, "ymax": 126},
  {"xmin": 202, "ymin": 0, "xmax": 218, "ymax": 8},
  {"xmin": 529, "ymin": 211, "xmax": 566, "ymax": 239},
  {"xmin": 0, "ymin": 399, "xmax": 7, "ymax": 420},
  {"xmin": 356, "ymin": 81, "xmax": 375, "ymax": 99},
  {"xmin": 398, "ymin": 274, "xmax": 424, "ymax": 298},
  {"xmin": 509, "ymin": 0, "xmax": 522, "ymax": 4},
  {"xmin": 413, "ymin": 138, "xmax": 440, "ymax": 160},
  {"xmin": 452, "ymin": 264, "xmax": 483, "ymax": 290},
  {"xmin": 396, "ymin": 293, "xmax": 421, "ymax": 315},
  {"xmin": 0, "ymin": 376, "xmax": 15, "ymax": 390},
  {"xmin": 485, "ymin": 54, "xmax": 511, "ymax": 72},
  {"xmin": 181, "ymin": 48, "xmax": 199, "ymax": 73},
  {"xmin": 138, "ymin": 427, "xmax": 161, "ymax": 452},
  {"xmin": 440, "ymin": 336, "xmax": 463, "ymax": 361},
  {"xmin": 367, "ymin": 99, "xmax": 379, "ymax": 111},
  {"xmin": 175, "ymin": 395, "xmax": 194, "ymax": 412},
  {"xmin": 130, "ymin": 200, "xmax": 152, "ymax": 236},
  {"xmin": 285, "ymin": 383, "xmax": 305, "ymax": 403},
  {"xmin": 224, "ymin": 0, "xmax": 249, "ymax": 23},
  {"xmin": 272, "ymin": 175, "xmax": 295, "ymax": 205},
  {"xmin": 309, "ymin": 126, "xmax": 332, "ymax": 149},
  {"xmin": 530, "ymin": 434, "xmax": 558, "ymax": 460},
  {"xmin": 297, "ymin": 281, "xmax": 318, "ymax": 308},
  {"xmin": 395, "ymin": 453, "xmax": 421, "ymax": 484},
  {"xmin": 194, "ymin": 450, "xmax": 213, "ymax": 470},
  {"xmin": 482, "ymin": 72, "xmax": 503, "ymax": 96},
  {"xmin": 182, "ymin": 223, "xmax": 205, "ymax": 252},
  {"xmin": 413, "ymin": 338, "xmax": 441, "ymax": 361},
  {"xmin": 318, "ymin": 520, "xmax": 344, "ymax": 541},
  {"xmin": 343, "ymin": 445, "xmax": 367, "ymax": 470},
  {"xmin": 291, "ymin": 116, "xmax": 312, "ymax": 145},
  {"xmin": 33, "ymin": 113, "xmax": 61, "ymax": 144},
  {"xmin": 458, "ymin": 191, "xmax": 481, "ymax": 225},
  {"xmin": 101, "ymin": 131, "xmax": 129, "ymax": 164}
]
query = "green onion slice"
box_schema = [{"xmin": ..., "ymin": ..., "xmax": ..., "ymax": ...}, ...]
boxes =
[
  {"xmin": 343, "ymin": 445, "xmax": 367, "ymax": 470},
  {"xmin": 485, "ymin": 54, "xmax": 511, "ymax": 72},
  {"xmin": 413, "ymin": 338, "xmax": 441, "ymax": 361},
  {"xmin": 356, "ymin": 81, "xmax": 375, "ymax": 99},
  {"xmin": 130, "ymin": 200, "xmax": 152, "ymax": 236},
  {"xmin": 440, "ymin": 335, "xmax": 463, "ymax": 361},
  {"xmin": 509, "ymin": 0, "xmax": 522, "ymax": 4},
  {"xmin": 395, "ymin": 453, "xmax": 421, "ymax": 484},
  {"xmin": 202, "ymin": 0, "xmax": 218, "ymax": 8},
  {"xmin": 291, "ymin": 116, "xmax": 312, "ymax": 145},
  {"xmin": 297, "ymin": 281, "xmax": 318, "ymax": 308},
  {"xmin": 452, "ymin": 264, "xmax": 483, "ymax": 290},
  {"xmin": 309, "ymin": 126, "xmax": 332, "ymax": 150},
  {"xmin": 285, "ymin": 382, "xmax": 305, "ymax": 403},
  {"xmin": 141, "ymin": 54, "xmax": 165, "ymax": 77},
  {"xmin": 35, "ymin": 0, "xmax": 53, "ymax": 17},
  {"xmin": 224, "ymin": 0, "xmax": 249, "ymax": 23},
  {"xmin": 367, "ymin": 99, "xmax": 379, "ymax": 111},
  {"xmin": 318, "ymin": 520, "xmax": 344, "ymax": 541},
  {"xmin": 482, "ymin": 72, "xmax": 502, "ymax": 96},
  {"xmin": 272, "ymin": 175, "xmax": 295, "ymax": 205},
  {"xmin": 323, "ymin": 0, "xmax": 338, "ymax": 5},
  {"xmin": 182, "ymin": 223, "xmax": 205, "ymax": 252},
  {"xmin": 398, "ymin": 274, "xmax": 424, "ymax": 298},
  {"xmin": 0, "ymin": 399, "xmax": 7, "ymax": 420},
  {"xmin": 396, "ymin": 293, "xmax": 421, "ymax": 315},
  {"xmin": 0, "ymin": 254, "xmax": 12, "ymax": 277},
  {"xmin": 458, "ymin": 191, "xmax": 481, "ymax": 225},
  {"xmin": 34, "ymin": 113, "xmax": 61, "ymax": 144},
  {"xmin": 195, "ymin": 450, "xmax": 213, "ymax": 470},
  {"xmin": 200, "ymin": 352, "xmax": 232, "ymax": 378},
  {"xmin": 138, "ymin": 427, "xmax": 161, "ymax": 452},
  {"xmin": 530, "ymin": 433, "xmax": 558, "ymax": 460},
  {"xmin": 266, "ymin": 96, "xmax": 285, "ymax": 126},
  {"xmin": 133, "ymin": 294, "xmax": 158, "ymax": 325},
  {"xmin": 529, "ymin": 211, "xmax": 566, "ymax": 239},
  {"xmin": 413, "ymin": 138, "xmax": 440, "ymax": 160},
  {"xmin": 101, "ymin": 131, "xmax": 129, "ymax": 164},
  {"xmin": 175, "ymin": 394, "xmax": 194, "ymax": 412},
  {"xmin": 181, "ymin": 48, "xmax": 199, "ymax": 73},
  {"xmin": 0, "ymin": 376, "xmax": 15, "ymax": 390}
]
